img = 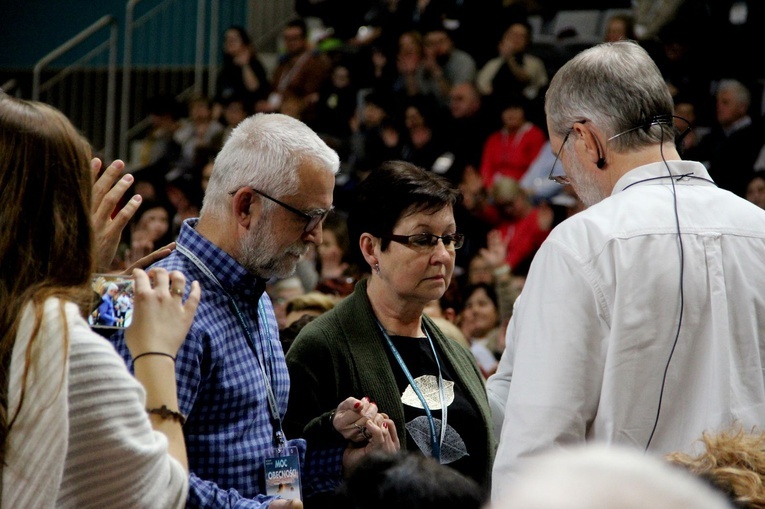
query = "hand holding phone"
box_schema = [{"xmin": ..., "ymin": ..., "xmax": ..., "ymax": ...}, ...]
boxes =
[{"xmin": 124, "ymin": 268, "xmax": 201, "ymax": 360}]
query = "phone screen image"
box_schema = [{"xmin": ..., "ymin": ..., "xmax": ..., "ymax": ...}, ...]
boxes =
[{"xmin": 89, "ymin": 274, "xmax": 135, "ymax": 329}]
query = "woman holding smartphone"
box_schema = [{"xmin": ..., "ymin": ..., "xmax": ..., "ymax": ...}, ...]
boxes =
[{"xmin": 0, "ymin": 92, "xmax": 201, "ymax": 508}]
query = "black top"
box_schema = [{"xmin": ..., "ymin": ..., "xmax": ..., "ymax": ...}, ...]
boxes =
[
  {"xmin": 215, "ymin": 55, "xmax": 271, "ymax": 107},
  {"xmin": 384, "ymin": 333, "xmax": 489, "ymax": 486}
]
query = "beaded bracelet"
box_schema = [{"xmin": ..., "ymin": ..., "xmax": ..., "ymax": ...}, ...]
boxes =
[{"xmin": 146, "ymin": 405, "xmax": 187, "ymax": 426}]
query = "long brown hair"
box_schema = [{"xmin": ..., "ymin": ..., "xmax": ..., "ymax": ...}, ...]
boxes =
[{"xmin": 0, "ymin": 93, "xmax": 94, "ymax": 462}]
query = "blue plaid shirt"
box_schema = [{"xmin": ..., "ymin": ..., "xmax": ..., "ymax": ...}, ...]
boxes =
[{"xmin": 111, "ymin": 219, "xmax": 341, "ymax": 508}]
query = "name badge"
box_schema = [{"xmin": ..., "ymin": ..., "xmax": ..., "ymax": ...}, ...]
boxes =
[{"xmin": 263, "ymin": 446, "xmax": 302, "ymax": 501}]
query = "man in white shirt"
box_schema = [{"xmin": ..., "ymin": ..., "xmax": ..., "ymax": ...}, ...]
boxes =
[{"xmin": 488, "ymin": 41, "xmax": 765, "ymax": 501}]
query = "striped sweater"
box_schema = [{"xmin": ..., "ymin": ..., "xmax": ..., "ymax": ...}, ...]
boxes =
[{"xmin": 2, "ymin": 298, "xmax": 187, "ymax": 508}]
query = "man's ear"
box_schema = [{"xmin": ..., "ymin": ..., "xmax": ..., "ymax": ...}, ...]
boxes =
[
  {"xmin": 573, "ymin": 122, "xmax": 606, "ymax": 169},
  {"xmin": 231, "ymin": 188, "xmax": 260, "ymax": 229},
  {"xmin": 359, "ymin": 233, "xmax": 379, "ymax": 269}
]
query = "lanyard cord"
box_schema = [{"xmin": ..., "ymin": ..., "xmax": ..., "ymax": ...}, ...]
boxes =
[
  {"xmin": 176, "ymin": 243, "xmax": 286, "ymax": 449},
  {"xmin": 376, "ymin": 319, "xmax": 447, "ymax": 461}
]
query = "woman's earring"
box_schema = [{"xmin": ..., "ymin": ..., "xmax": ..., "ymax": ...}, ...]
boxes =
[{"xmin": 374, "ymin": 263, "xmax": 381, "ymax": 275}]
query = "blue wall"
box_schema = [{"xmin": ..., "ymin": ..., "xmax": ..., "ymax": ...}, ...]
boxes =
[
  {"xmin": 0, "ymin": 0, "xmax": 245, "ymax": 69},
  {"xmin": 0, "ymin": 0, "xmax": 130, "ymax": 68}
]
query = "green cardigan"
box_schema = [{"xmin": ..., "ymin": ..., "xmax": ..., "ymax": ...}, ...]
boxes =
[{"xmin": 284, "ymin": 278, "xmax": 496, "ymax": 488}]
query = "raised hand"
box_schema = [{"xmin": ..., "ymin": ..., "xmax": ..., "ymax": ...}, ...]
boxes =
[{"xmin": 91, "ymin": 158, "xmax": 142, "ymax": 272}]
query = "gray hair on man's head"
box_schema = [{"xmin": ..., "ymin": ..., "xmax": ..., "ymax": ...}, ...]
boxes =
[
  {"xmin": 201, "ymin": 113, "xmax": 339, "ymax": 218},
  {"xmin": 717, "ymin": 79, "xmax": 751, "ymax": 108},
  {"xmin": 494, "ymin": 445, "xmax": 732, "ymax": 509},
  {"xmin": 545, "ymin": 41, "xmax": 674, "ymax": 152}
]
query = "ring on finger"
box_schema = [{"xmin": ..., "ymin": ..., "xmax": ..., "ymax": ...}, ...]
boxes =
[
  {"xmin": 171, "ymin": 287, "xmax": 183, "ymax": 296},
  {"xmin": 354, "ymin": 423, "xmax": 371, "ymax": 440}
]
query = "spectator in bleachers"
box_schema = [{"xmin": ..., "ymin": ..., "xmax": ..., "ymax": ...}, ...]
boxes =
[
  {"xmin": 415, "ymin": 27, "xmax": 476, "ymax": 107},
  {"xmin": 519, "ymin": 140, "xmax": 563, "ymax": 203},
  {"xmin": 268, "ymin": 276, "xmax": 307, "ymax": 330},
  {"xmin": 633, "ymin": 0, "xmax": 686, "ymax": 41},
  {"xmin": 652, "ymin": 21, "xmax": 710, "ymax": 105},
  {"xmin": 311, "ymin": 60, "xmax": 359, "ymax": 152},
  {"xmin": 165, "ymin": 176, "xmax": 201, "ymax": 238},
  {"xmin": 460, "ymin": 283, "xmax": 502, "ymax": 378},
  {"xmin": 441, "ymin": 0, "xmax": 529, "ymax": 69},
  {"xmin": 673, "ymin": 97, "xmax": 710, "ymax": 162},
  {"xmin": 479, "ymin": 99, "xmax": 546, "ymax": 187},
  {"xmin": 603, "ymin": 12, "xmax": 635, "ymax": 42},
  {"xmin": 213, "ymin": 26, "xmax": 271, "ymax": 117},
  {"xmin": 476, "ymin": 21, "xmax": 548, "ymax": 106},
  {"xmin": 696, "ymin": 79, "xmax": 763, "ymax": 196},
  {"xmin": 393, "ymin": 0, "xmax": 449, "ymax": 35},
  {"xmin": 131, "ymin": 95, "xmax": 182, "ymax": 183},
  {"xmin": 125, "ymin": 199, "xmax": 175, "ymax": 269},
  {"xmin": 443, "ymin": 82, "xmax": 497, "ymax": 183},
  {"xmin": 265, "ymin": 18, "xmax": 332, "ymax": 123},
  {"xmin": 400, "ymin": 95, "xmax": 449, "ymax": 172},
  {"xmin": 746, "ymin": 172, "xmax": 765, "ymax": 210},
  {"xmin": 350, "ymin": 90, "xmax": 402, "ymax": 178},
  {"xmin": 173, "ymin": 95, "xmax": 224, "ymax": 172},
  {"xmin": 706, "ymin": 1, "xmax": 765, "ymax": 82},
  {"xmin": 294, "ymin": 0, "xmax": 375, "ymax": 44},
  {"xmin": 314, "ymin": 213, "xmax": 362, "ymax": 298},
  {"xmin": 484, "ymin": 177, "xmax": 553, "ymax": 275},
  {"xmin": 220, "ymin": 96, "xmax": 252, "ymax": 143},
  {"xmin": 392, "ymin": 30, "xmax": 425, "ymax": 100}
]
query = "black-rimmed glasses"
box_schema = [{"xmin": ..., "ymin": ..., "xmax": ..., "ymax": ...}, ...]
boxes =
[
  {"xmin": 230, "ymin": 187, "xmax": 332, "ymax": 232},
  {"xmin": 382, "ymin": 233, "xmax": 465, "ymax": 251},
  {"xmin": 548, "ymin": 126, "xmax": 579, "ymax": 185}
]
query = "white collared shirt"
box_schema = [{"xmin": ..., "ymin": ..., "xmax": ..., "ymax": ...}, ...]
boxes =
[{"xmin": 489, "ymin": 160, "xmax": 765, "ymax": 500}]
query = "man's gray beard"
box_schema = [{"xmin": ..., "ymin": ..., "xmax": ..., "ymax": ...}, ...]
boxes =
[
  {"xmin": 567, "ymin": 155, "xmax": 605, "ymax": 207},
  {"xmin": 239, "ymin": 220, "xmax": 306, "ymax": 279}
]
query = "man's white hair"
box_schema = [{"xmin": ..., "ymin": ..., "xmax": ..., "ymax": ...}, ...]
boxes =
[
  {"xmin": 493, "ymin": 445, "xmax": 732, "ymax": 509},
  {"xmin": 201, "ymin": 113, "xmax": 339, "ymax": 218}
]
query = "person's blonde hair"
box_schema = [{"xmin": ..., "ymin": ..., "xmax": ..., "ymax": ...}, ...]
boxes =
[
  {"xmin": 667, "ymin": 428, "xmax": 765, "ymax": 508},
  {"xmin": 286, "ymin": 291, "xmax": 339, "ymax": 316}
]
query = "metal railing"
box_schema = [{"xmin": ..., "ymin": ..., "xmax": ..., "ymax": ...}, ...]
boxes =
[
  {"xmin": 32, "ymin": 15, "xmax": 118, "ymax": 161},
  {"xmin": 119, "ymin": 0, "xmax": 262, "ymax": 161},
  {"xmin": 25, "ymin": 0, "xmax": 295, "ymax": 162}
]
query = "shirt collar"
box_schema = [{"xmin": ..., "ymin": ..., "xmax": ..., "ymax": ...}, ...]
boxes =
[
  {"xmin": 177, "ymin": 218, "xmax": 266, "ymax": 301},
  {"xmin": 723, "ymin": 115, "xmax": 752, "ymax": 137},
  {"xmin": 611, "ymin": 160, "xmax": 715, "ymax": 196}
]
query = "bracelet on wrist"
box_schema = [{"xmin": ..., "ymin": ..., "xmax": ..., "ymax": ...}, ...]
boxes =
[
  {"xmin": 146, "ymin": 405, "xmax": 187, "ymax": 426},
  {"xmin": 133, "ymin": 352, "xmax": 176, "ymax": 363},
  {"xmin": 328, "ymin": 409, "xmax": 340, "ymax": 433}
]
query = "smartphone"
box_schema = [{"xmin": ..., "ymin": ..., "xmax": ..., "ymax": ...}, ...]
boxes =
[{"xmin": 89, "ymin": 273, "xmax": 135, "ymax": 329}]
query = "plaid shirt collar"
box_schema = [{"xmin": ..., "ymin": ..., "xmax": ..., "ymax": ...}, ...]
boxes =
[{"xmin": 177, "ymin": 218, "xmax": 266, "ymax": 302}]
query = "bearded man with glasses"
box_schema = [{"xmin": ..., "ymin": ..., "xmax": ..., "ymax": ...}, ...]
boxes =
[
  {"xmin": 487, "ymin": 41, "xmax": 765, "ymax": 502},
  {"xmin": 111, "ymin": 113, "xmax": 390, "ymax": 508}
]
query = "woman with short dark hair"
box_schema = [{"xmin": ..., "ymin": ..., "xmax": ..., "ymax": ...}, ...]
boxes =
[{"xmin": 285, "ymin": 161, "xmax": 495, "ymax": 500}]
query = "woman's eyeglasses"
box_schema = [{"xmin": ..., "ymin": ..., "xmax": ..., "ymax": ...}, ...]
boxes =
[{"xmin": 382, "ymin": 233, "xmax": 465, "ymax": 251}]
